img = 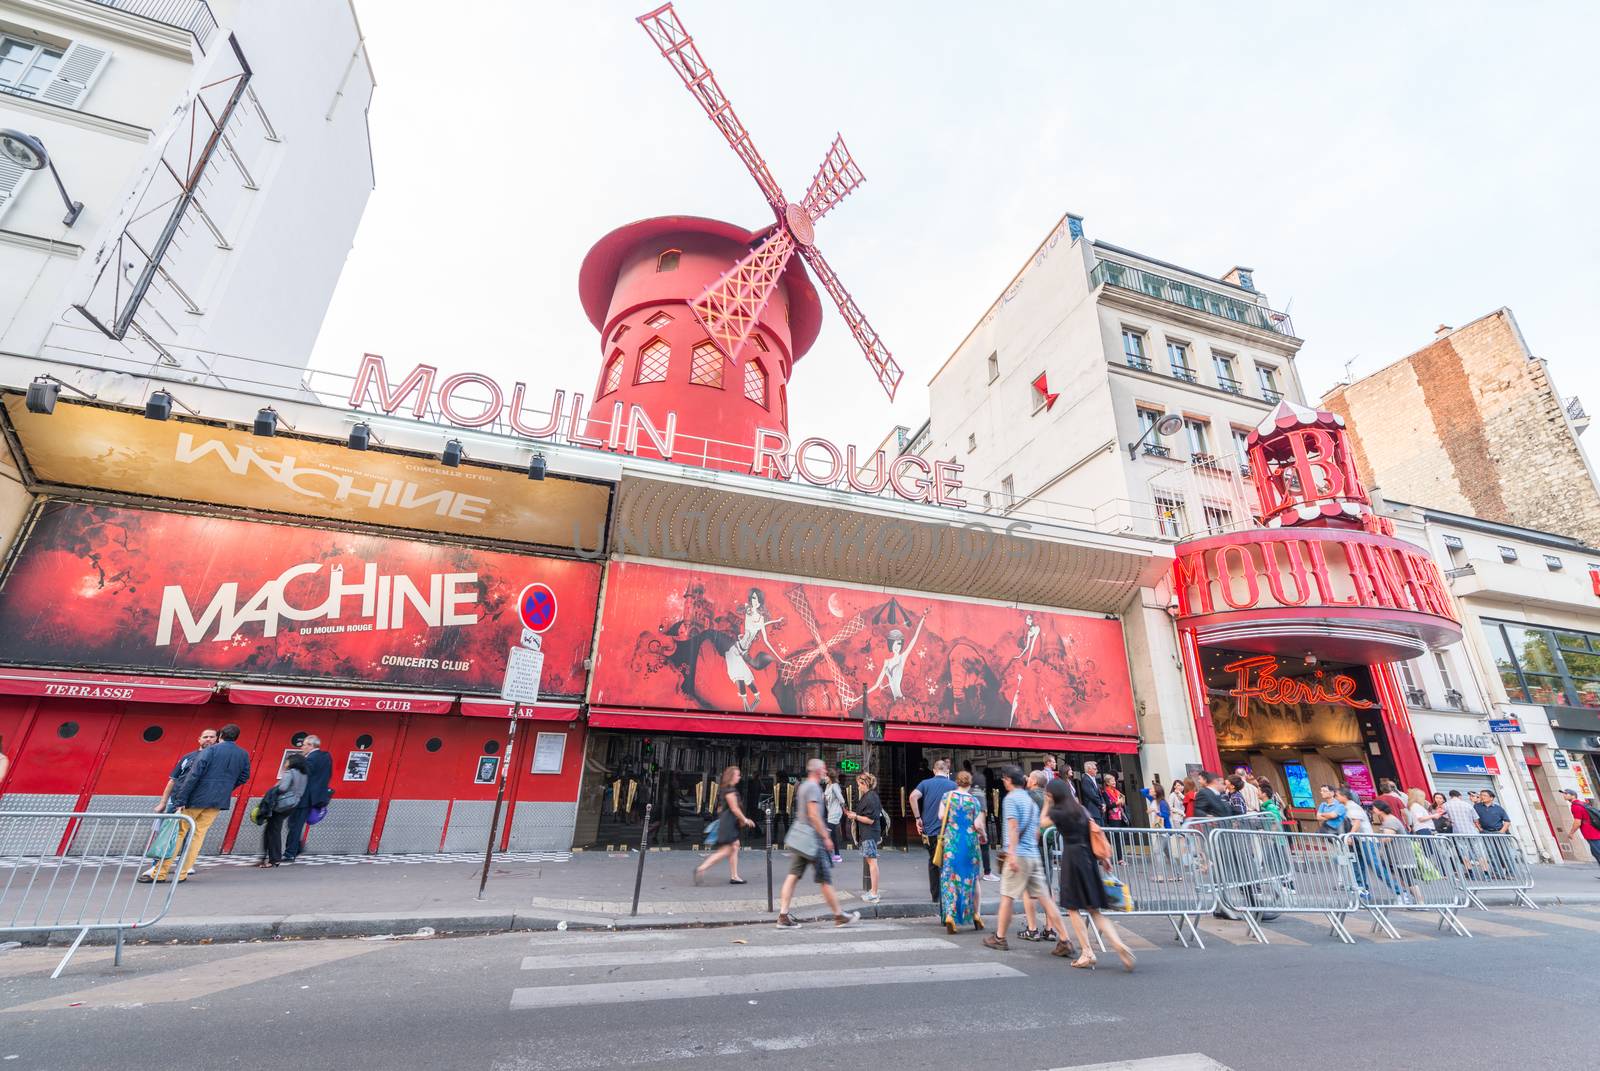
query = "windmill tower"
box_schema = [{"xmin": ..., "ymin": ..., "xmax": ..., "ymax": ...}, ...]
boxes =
[{"xmin": 577, "ymin": 4, "xmax": 902, "ymax": 471}]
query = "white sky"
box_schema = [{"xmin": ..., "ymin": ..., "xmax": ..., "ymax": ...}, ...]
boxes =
[{"xmin": 310, "ymin": 0, "xmax": 1600, "ymax": 452}]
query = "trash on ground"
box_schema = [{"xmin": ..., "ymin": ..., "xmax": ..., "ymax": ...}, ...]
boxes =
[{"xmin": 358, "ymin": 926, "xmax": 437, "ymax": 942}]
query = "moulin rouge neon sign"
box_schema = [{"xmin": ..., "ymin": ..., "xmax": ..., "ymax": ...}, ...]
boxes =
[
  {"xmin": 347, "ymin": 355, "xmax": 966, "ymax": 508},
  {"xmin": 1223, "ymin": 654, "xmax": 1375, "ymax": 720}
]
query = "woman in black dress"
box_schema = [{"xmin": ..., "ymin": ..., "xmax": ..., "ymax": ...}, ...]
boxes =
[
  {"xmin": 1043, "ymin": 779, "xmax": 1136, "ymax": 971},
  {"xmin": 694, "ymin": 765, "xmax": 756, "ymax": 885}
]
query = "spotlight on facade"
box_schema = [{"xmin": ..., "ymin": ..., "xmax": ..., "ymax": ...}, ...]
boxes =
[
  {"xmin": 144, "ymin": 390, "xmax": 173, "ymax": 421},
  {"xmin": 528, "ymin": 453, "xmax": 546, "ymax": 481},
  {"xmin": 442, "ymin": 439, "xmax": 464, "ymax": 467},
  {"xmin": 25, "ymin": 377, "xmax": 59, "ymax": 415},
  {"xmin": 0, "ymin": 129, "xmax": 83, "ymax": 226},
  {"xmin": 348, "ymin": 423, "xmax": 371, "ymax": 451},
  {"xmin": 1127, "ymin": 411, "xmax": 1186, "ymax": 459},
  {"xmin": 253, "ymin": 408, "xmax": 278, "ymax": 437}
]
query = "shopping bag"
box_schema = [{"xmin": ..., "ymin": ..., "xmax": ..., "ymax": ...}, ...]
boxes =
[
  {"xmin": 1089, "ymin": 821, "xmax": 1112, "ymax": 863},
  {"xmin": 1413, "ymin": 842, "xmax": 1442, "ymax": 883},
  {"xmin": 145, "ymin": 818, "xmax": 181, "ymax": 861},
  {"xmin": 1100, "ymin": 871, "xmax": 1132, "ymax": 912},
  {"xmin": 306, "ymin": 805, "xmax": 328, "ymax": 826},
  {"xmin": 703, "ymin": 817, "xmax": 720, "ymax": 847}
]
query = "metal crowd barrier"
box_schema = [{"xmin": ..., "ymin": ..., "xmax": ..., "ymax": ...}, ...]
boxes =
[
  {"xmin": 1, "ymin": 810, "xmax": 194, "ymax": 977},
  {"xmin": 1207, "ymin": 827, "xmax": 1362, "ymax": 943},
  {"xmin": 1439, "ymin": 832, "xmax": 1538, "ymax": 910},
  {"xmin": 1344, "ymin": 832, "xmax": 1471, "ymax": 938},
  {"xmin": 1046, "ymin": 825, "xmax": 1216, "ymax": 948}
]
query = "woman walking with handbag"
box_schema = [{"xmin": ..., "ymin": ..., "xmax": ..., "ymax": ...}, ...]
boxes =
[
  {"xmin": 824, "ymin": 773, "xmax": 848, "ymax": 864},
  {"xmin": 258, "ymin": 754, "xmax": 308, "ymax": 868},
  {"xmin": 937, "ymin": 771, "xmax": 985, "ymax": 933},
  {"xmin": 695, "ymin": 766, "xmax": 756, "ymax": 885},
  {"xmin": 1043, "ymin": 779, "xmax": 1136, "ymax": 972}
]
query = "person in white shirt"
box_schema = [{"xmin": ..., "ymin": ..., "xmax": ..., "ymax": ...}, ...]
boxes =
[
  {"xmin": 1442, "ymin": 790, "xmax": 1481, "ymax": 835},
  {"xmin": 1335, "ymin": 785, "xmax": 1371, "ymax": 833}
]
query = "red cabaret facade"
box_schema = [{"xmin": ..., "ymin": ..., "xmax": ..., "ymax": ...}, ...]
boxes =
[
  {"xmin": 1170, "ymin": 402, "xmax": 1463, "ymax": 807},
  {"xmin": 0, "ymin": 500, "xmax": 599, "ymax": 855}
]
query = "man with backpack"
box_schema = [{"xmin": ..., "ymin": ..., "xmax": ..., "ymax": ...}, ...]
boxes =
[{"xmin": 1561, "ymin": 788, "xmax": 1600, "ymax": 871}]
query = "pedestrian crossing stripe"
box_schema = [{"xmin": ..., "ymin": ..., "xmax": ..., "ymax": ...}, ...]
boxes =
[
  {"xmin": 509, "ymin": 962, "xmax": 1024, "ymax": 1010},
  {"xmin": 520, "ymin": 936, "xmax": 955, "ymax": 972}
]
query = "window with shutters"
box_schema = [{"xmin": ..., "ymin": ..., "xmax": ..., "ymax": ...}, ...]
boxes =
[
  {"xmin": 0, "ymin": 36, "xmax": 63, "ymax": 97},
  {"xmin": 645, "ymin": 311, "xmax": 672, "ymax": 329},
  {"xmin": 742, "ymin": 360, "xmax": 768, "ymax": 407},
  {"xmin": 0, "ymin": 39, "xmax": 108, "ymax": 109},
  {"xmin": 0, "ymin": 155, "xmax": 29, "ymax": 224},
  {"xmin": 635, "ymin": 338, "xmax": 670, "ymax": 384},
  {"xmin": 689, "ymin": 342, "xmax": 723, "ymax": 388},
  {"xmin": 600, "ymin": 352, "xmax": 624, "ymax": 396}
]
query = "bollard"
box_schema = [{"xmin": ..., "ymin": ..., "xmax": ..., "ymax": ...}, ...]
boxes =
[
  {"xmin": 764, "ymin": 804, "xmax": 774, "ymax": 913},
  {"xmin": 629, "ymin": 802, "xmax": 652, "ymax": 918}
]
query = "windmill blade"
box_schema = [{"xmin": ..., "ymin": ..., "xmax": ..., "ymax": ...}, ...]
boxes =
[
  {"xmin": 690, "ymin": 227, "xmax": 797, "ymax": 365},
  {"xmin": 801, "ymin": 135, "xmax": 865, "ymax": 223},
  {"xmin": 798, "ymin": 245, "xmax": 904, "ymax": 400},
  {"xmin": 637, "ymin": 4, "xmax": 787, "ymax": 214}
]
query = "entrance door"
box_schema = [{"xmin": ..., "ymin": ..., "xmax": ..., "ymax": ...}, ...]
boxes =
[{"xmin": 0, "ymin": 698, "xmax": 119, "ymax": 853}]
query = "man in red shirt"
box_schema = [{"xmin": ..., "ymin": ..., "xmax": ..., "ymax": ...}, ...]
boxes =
[
  {"xmin": 1378, "ymin": 779, "xmax": 1411, "ymax": 832},
  {"xmin": 1562, "ymin": 788, "xmax": 1600, "ymax": 870}
]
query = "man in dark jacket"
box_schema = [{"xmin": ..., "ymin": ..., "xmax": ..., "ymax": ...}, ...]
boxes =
[
  {"xmin": 1191, "ymin": 771, "xmax": 1234, "ymax": 820},
  {"xmin": 1078, "ymin": 760, "xmax": 1106, "ymax": 824},
  {"xmin": 146, "ymin": 723, "xmax": 250, "ymax": 882},
  {"xmin": 284, "ymin": 735, "xmax": 334, "ymax": 862}
]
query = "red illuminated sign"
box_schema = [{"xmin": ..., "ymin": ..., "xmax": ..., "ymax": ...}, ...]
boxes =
[
  {"xmin": 1224, "ymin": 654, "xmax": 1375, "ymax": 721},
  {"xmin": 0, "ymin": 501, "xmax": 601, "ymax": 696}
]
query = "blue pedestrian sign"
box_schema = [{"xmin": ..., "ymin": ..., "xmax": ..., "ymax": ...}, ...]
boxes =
[{"xmin": 1488, "ymin": 717, "xmax": 1522, "ymax": 734}]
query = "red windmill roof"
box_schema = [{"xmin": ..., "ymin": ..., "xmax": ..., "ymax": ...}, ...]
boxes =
[{"xmin": 578, "ymin": 215, "xmax": 824, "ymax": 362}]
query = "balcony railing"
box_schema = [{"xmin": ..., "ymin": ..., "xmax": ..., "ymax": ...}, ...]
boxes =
[
  {"xmin": 1125, "ymin": 355, "xmax": 1153, "ymax": 372},
  {"xmin": 1091, "ymin": 260, "xmax": 1297, "ymax": 338},
  {"xmin": 1171, "ymin": 366, "xmax": 1198, "ymax": 384},
  {"xmin": 1260, "ymin": 387, "xmax": 1283, "ymax": 403},
  {"xmin": 1141, "ymin": 443, "xmax": 1171, "ymax": 458},
  {"xmin": 1217, "ymin": 376, "xmax": 1243, "ymax": 395},
  {"xmin": 89, "ymin": 0, "xmax": 218, "ymax": 49}
]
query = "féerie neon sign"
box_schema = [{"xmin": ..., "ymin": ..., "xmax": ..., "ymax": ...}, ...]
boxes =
[{"xmin": 1224, "ymin": 654, "xmax": 1375, "ymax": 720}]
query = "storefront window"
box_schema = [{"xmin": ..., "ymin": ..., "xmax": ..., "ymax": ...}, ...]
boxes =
[{"xmin": 1485, "ymin": 624, "xmax": 1529, "ymax": 702}]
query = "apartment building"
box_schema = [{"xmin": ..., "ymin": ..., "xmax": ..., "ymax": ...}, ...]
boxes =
[
  {"xmin": 1325, "ymin": 310, "xmax": 1600, "ymax": 547},
  {"xmin": 0, "ymin": 0, "xmax": 373, "ymax": 391}
]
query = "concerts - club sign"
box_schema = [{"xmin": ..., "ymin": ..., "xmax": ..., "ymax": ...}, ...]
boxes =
[
  {"xmin": 0, "ymin": 501, "xmax": 601, "ymax": 696},
  {"xmin": 590, "ymin": 561, "xmax": 1137, "ymax": 736}
]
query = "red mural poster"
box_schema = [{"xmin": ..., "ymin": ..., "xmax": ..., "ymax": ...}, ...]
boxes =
[
  {"xmin": 0, "ymin": 501, "xmax": 601, "ymax": 696},
  {"xmin": 593, "ymin": 562, "xmax": 1136, "ymax": 735}
]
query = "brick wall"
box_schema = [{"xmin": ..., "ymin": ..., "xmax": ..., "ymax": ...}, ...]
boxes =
[{"xmin": 1323, "ymin": 309, "xmax": 1600, "ymax": 545}]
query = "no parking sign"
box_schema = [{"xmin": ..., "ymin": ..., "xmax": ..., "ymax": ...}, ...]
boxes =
[{"xmin": 517, "ymin": 583, "xmax": 558, "ymax": 634}]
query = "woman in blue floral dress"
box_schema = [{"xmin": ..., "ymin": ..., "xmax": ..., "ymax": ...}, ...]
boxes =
[{"xmin": 938, "ymin": 771, "xmax": 985, "ymax": 933}]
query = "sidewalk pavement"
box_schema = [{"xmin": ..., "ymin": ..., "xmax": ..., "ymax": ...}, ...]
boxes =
[{"xmin": 17, "ymin": 846, "xmax": 1600, "ymax": 947}]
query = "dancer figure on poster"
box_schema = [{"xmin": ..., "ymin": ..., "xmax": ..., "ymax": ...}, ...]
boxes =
[
  {"xmin": 868, "ymin": 614, "xmax": 926, "ymax": 701},
  {"xmin": 1007, "ymin": 613, "xmax": 1065, "ymax": 730},
  {"xmin": 725, "ymin": 588, "xmax": 786, "ymax": 712}
]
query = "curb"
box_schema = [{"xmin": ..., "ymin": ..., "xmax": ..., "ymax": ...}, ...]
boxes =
[{"xmin": 8, "ymin": 892, "xmax": 1593, "ymax": 947}]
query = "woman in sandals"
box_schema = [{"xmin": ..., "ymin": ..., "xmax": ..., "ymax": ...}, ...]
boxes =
[
  {"xmin": 695, "ymin": 766, "xmax": 756, "ymax": 885},
  {"xmin": 937, "ymin": 771, "xmax": 985, "ymax": 933},
  {"xmin": 1043, "ymin": 779, "xmax": 1136, "ymax": 971}
]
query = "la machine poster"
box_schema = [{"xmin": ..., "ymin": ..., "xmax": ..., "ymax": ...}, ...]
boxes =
[
  {"xmin": 0, "ymin": 501, "xmax": 601, "ymax": 697},
  {"xmin": 592, "ymin": 561, "xmax": 1136, "ymax": 735}
]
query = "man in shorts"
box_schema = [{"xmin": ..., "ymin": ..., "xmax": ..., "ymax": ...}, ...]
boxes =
[
  {"xmin": 984, "ymin": 765, "xmax": 1071, "ymax": 953},
  {"xmin": 776, "ymin": 758, "xmax": 861, "ymax": 929}
]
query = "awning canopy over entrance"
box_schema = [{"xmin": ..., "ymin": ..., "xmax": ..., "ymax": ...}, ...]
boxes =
[{"xmin": 0, "ymin": 668, "xmax": 215, "ymax": 704}]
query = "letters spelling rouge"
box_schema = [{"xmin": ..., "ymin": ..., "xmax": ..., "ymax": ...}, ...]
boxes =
[{"xmin": 1224, "ymin": 654, "xmax": 1374, "ymax": 720}]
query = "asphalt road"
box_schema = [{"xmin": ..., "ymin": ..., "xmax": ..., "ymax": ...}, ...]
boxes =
[{"xmin": 2, "ymin": 901, "xmax": 1595, "ymax": 1071}]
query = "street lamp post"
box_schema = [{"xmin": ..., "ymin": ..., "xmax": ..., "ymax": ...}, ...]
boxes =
[{"xmin": 0, "ymin": 130, "xmax": 83, "ymax": 226}]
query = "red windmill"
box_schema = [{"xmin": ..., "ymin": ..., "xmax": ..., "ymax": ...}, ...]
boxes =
[{"xmin": 635, "ymin": 3, "xmax": 903, "ymax": 400}]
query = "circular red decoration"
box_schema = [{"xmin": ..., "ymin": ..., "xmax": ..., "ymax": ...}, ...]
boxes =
[{"xmin": 785, "ymin": 203, "xmax": 815, "ymax": 247}]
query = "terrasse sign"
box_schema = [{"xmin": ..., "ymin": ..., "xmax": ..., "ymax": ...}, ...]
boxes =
[{"xmin": 348, "ymin": 354, "xmax": 967, "ymax": 507}]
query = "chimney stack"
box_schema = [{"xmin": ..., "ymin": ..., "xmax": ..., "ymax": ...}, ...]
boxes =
[{"xmin": 1434, "ymin": 324, "xmax": 1453, "ymax": 339}]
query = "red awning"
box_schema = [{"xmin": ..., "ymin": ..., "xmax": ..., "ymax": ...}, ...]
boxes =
[
  {"xmin": 588, "ymin": 706, "xmax": 864, "ymax": 741},
  {"xmin": 0, "ymin": 668, "xmax": 215, "ymax": 705},
  {"xmin": 226, "ymin": 685, "xmax": 454, "ymax": 715},
  {"xmin": 883, "ymin": 723, "xmax": 1140, "ymax": 754},
  {"xmin": 459, "ymin": 699, "xmax": 582, "ymax": 721}
]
